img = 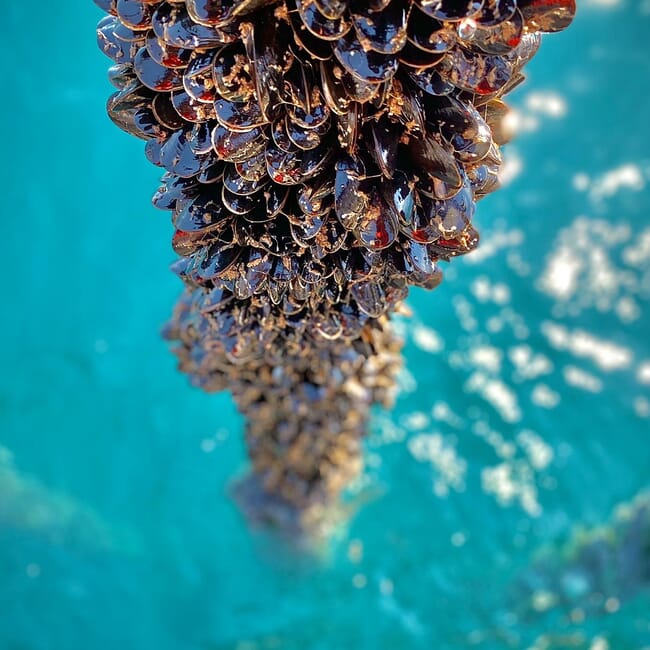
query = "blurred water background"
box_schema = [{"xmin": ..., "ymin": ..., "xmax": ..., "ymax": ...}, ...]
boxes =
[{"xmin": 1, "ymin": 2, "xmax": 650, "ymax": 649}]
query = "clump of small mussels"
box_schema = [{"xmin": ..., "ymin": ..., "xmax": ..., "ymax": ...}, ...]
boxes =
[
  {"xmin": 166, "ymin": 288, "xmax": 402, "ymax": 520},
  {"xmin": 96, "ymin": 0, "xmax": 574, "ymax": 521}
]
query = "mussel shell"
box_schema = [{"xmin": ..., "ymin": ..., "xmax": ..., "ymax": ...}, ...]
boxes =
[
  {"xmin": 244, "ymin": 250, "xmax": 274, "ymax": 294},
  {"xmin": 195, "ymin": 243, "xmax": 244, "ymax": 282},
  {"xmin": 403, "ymin": 238, "xmax": 438, "ymax": 274},
  {"xmin": 383, "ymin": 170, "xmax": 415, "ymax": 225},
  {"xmin": 245, "ymin": 216, "xmax": 295, "ymax": 254},
  {"xmin": 351, "ymin": 280, "xmax": 387, "ymax": 317},
  {"xmin": 389, "ymin": 79, "xmax": 427, "ymax": 133},
  {"xmin": 198, "ymin": 162, "xmax": 224, "ymax": 184},
  {"xmin": 403, "ymin": 195, "xmax": 440, "ymax": 243},
  {"xmin": 215, "ymin": 97, "xmax": 266, "ymax": 131},
  {"xmin": 398, "ymin": 42, "xmax": 445, "ymax": 69},
  {"xmin": 212, "ymin": 44, "xmax": 255, "ymax": 103},
  {"xmin": 108, "ymin": 63, "xmax": 137, "ymax": 89},
  {"xmin": 431, "ymin": 96, "xmax": 492, "ymax": 162},
  {"xmin": 407, "ymin": 131, "xmax": 462, "ymax": 189},
  {"xmin": 297, "ymin": 0, "xmax": 352, "ymax": 41},
  {"xmin": 298, "ymin": 176, "xmax": 335, "ymax": 216},
  {"xmin": 172, "ymin": 89, "xmax": 218, "ymax": 122},
  {"xmin": 172, "ymin": 228, "xmax": 217, "ymax": 257},
  {"xmin": 145, "ymin": 136, "xmax": 165, "ymax": 166},
  {"xmin": 107, "ymin": 83, "xmax": 157, "ymax": 140},
  {"xmin": 333, "ymin": 30, "xmax": 398, "ymax": 83},
  {"xmin": 291, "ymin": 214, "xmax": 326, "ymax": 243},
  {"xmin": 174, "ymin": 192, "xmax": 231, "ymax": 232},
  {"xmin": 160, "ymin": 130, "xmax": 209, "ymax": 176},
  {"xmin": 436, "ymin": 180, "xmax": 475, "ymax": 234},
  {"xmin": 518, "ymin": 0, "xmax": 576, "ymax": 32},
  {"xmin": 418, "ymin": 0, "xmax": 483, "ymax": 21},
  {"xmin": 265, "ymin": 146, "xmax": 305, "ymax": 185},
  {"xmin": 310, "ymin": 217, "xmax": 347, "ymax": 257},
  {"xmin": 368, "ymin": 115, "xmax": 401, "ymax": 177},
  {"xmin": 222, "ymin": 185, "xmax": 264, "ymax": 215},
  {"xmin": 266, "ymin": 141, "xmax": 332, "ymax": 185},
  {"xmin": 406, "ymin": 67, "xmax": 454, "ymax": 96},
  {"xmin": 287, "ymin": 0, "xmax": 334, "ymax": 60},
  {"xmin": 339, "ymin": 69, "xmax": 383, "ymax": 103},
  {"xmin": 186, "ymin": 0, "xmax": 236, "ymax": 26},
  {"xmin": 335, "ymin": 155, "xmax": 367, "ymax": 229},
  {"xmin": 287, "ymin": 100, "xmax": 331, "ymax": 132},
  {"xmin": 286, "ymin": 115, "xmax": 324, "ymax": 150},
  {"xmin": 152, "ymin": 3, "xmax": 236, "ymax": 49},
  {"xmin": 351, "ymin": 0, "xmax": 408, "ymax": 55},
  {"xmin": 472, "ymin": 8, "xmax": 523, "ymax": 54},
  {"xmin": 314, "ymin": 0, "xmax": 347, "ymax": 19},
  {"xmin": 117, "ymin": 0, "xmax": 157, "ymax": 30},
  {"xmin": 152, "ymin": 92, "xmax": 187, "ymax": 129},
  {"xmin": 187, "ymin": 121, "xmax": 215, "ymax": 154},
  {"xmin": 475, "ymin": 0, "xmax": 517, "ymax": 26},
  {"xmin": 183, "ymin": 50, "xmax": 217, "ymax": 102},
  {"xmin": 428, "ymin": 225, "xmax": 480, "ymax": 257},
  {"xmin": 438, "ymin": 47, "xmax": 512, "ymax": 96},
  {"xmin": 354, "ymin": 186, "xmax": 399, "ymax": 250},
  {"xmin": 223, "ymin": 163, "xmax": 269, "ymax": 195},
  {"xmin": 212, "ymin": 123, "xmax": 267, "ymax": 161},
  {"xmin": 98, "ymin": 16, "xmax": 144, "ymax": 64},
  {"xmin": 235, "ymin": 151, "xmax": 268, "ymax": 181},
  {"xmin": 134, "ymin": 46, "xmax": 184, "ymax": 91},
  {"xmin": 319, "ymin": 61, "xmax": 351, "ymax": 115},
  {"xmin": 146, "ymin": 30, "xmax": 192, "ymax": 68},
  {"xmin": 153, "ymin": 174, "xmax": 200, "ymax": 211},
  {"xmin": 94, "ymin": 0, "xmax": 118, "ymax": 14},
  {"xmin": 407, "ymin": 7, "xmax": 456, "ymax": 53},
  {"xmin": 337, "ymin": 105, "xmax": 359, "ymax": 151},
  {"xmin": 245, "ymin": 17, "xmax": 292, "ymax": 122}
]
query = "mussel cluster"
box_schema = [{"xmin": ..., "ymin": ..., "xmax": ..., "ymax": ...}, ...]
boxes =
[
  {"xmin": 165, "ymin": 288, "xmax": 402, "ymax": 524},
  {"xmin": 95, "ymin": 0, "xmax": 574, "ymax": 524}
]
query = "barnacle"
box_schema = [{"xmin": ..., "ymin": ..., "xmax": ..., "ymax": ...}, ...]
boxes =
[{"xmin": 95, "ymin": 0, "xmax": 574, "ymax": 531}]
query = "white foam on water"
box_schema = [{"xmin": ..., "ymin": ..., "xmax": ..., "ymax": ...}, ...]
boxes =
[
  {"xmin": 590, "ymin": 164, "xmax": 645, "ymax": 202},
  {"xmin": 481, "ymin": 461, "xmax": 542, "ymax": 517},
  {"xmin": 572, "ymin": 172, "xmax": 590, "ymax": 191},
  {"xmin": 471, "ymin": 277, "xmax": 511, "ymax": 305},
  {"xmin": 407, "ymin": 433, "xmax": 467, "ymax": 496},
  {"xmin": 541, "ymin": 321, "xmax": 633, "ymax": 371},
  {"xmin": 509, "ymin": 345, "xmax": 554, "ymax": 381},
  {"xmin": 452, "ymin": 295, "xmax": 478, "ymax": 332},
  {"xmin": 412, "ymin": 324, "xmax": 444, "ymax": 354},
  {"xmin": 563, "ymin": 365, "xmax": 603, "ymax": 393},
  {"xmin": 622, "ymin": 227, "xmax": 650, "ymax": 268},
  {"xmin": 524, "ymin": 91, "xmax": 568, "ymax": 118},
  {"xmin": 634, "ymin": 397, "xmax": 650, "ymax": 419},
  {"xmin": 531, "ymin": 383, "xmax": 560, "ymax": 409},
  {"xmin": 517, "ymin": 430, "xmax": 554, "ymax": 471},
  {"xmin": 468, "ymin": 345, "xmax": 503, "ymax": 374},
  {"xmin": 537, "ymin": 217, "xmax": 644, "ymax": 321},
  {"xmin": 464, "ymin": 371, "xmax": 522, "ymax": 423},
  {"xmin": 431, "ymin": 401, "xmax": 464, "ymax": 429},
  {"xmin": 399, "ymin": 411, "xmax": 430, "ymax": 431},
  {"xmin": 637, "ymin": 361, "xmax": 650, "ymax": 385}
]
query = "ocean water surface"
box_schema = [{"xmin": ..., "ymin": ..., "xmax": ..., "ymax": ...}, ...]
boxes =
[{"xmin": 1, "ymin": 2, "xmax": 649, "ymax": 649}]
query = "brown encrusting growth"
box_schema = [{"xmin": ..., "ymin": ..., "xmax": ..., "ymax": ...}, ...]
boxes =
[{"xmin": 95, "ymin": 0, "xmax": 574, "ymax": 528}]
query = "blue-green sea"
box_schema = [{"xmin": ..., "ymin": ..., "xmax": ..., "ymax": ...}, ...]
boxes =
[{"xmin": 1, "ymin": 2, "xmax": 649, "ymax": 649}]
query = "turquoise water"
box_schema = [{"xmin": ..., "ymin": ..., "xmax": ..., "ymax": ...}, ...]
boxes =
[{"xmin": 1, "ymin": 3, "xmax": 649, "ymax": 649}]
